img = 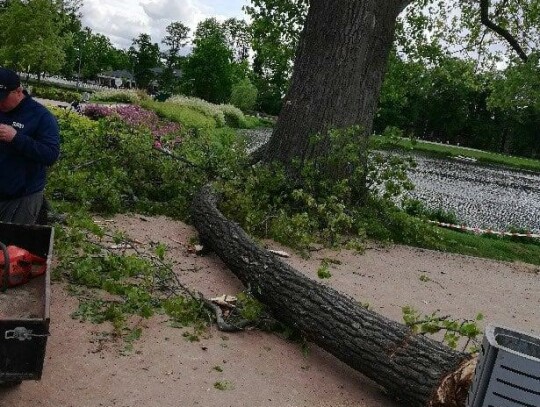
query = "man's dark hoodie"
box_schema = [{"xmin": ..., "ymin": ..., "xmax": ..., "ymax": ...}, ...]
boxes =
[{"xmin": 0, "ymin": 93, "xmax": 60, "ymax": 199}]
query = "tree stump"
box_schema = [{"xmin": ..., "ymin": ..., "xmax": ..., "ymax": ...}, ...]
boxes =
[{"xmin": 190, "ymin": 185, "xmax": 475, "ymax": 406}]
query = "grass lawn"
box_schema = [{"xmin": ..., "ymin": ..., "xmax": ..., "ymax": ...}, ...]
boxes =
[{"xmin": 372, "ymin": 135, "xmax": 540, "ymax": 173}]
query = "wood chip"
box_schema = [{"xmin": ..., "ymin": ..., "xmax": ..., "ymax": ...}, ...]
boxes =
[{"xmin": 268, "ymin": 249, "xmax": 290, "ymax": 258}]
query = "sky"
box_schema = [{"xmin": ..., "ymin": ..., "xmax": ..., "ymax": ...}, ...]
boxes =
[{"xmin": 80, "ymin": 0, "xmax": 249, "ymax": 50}]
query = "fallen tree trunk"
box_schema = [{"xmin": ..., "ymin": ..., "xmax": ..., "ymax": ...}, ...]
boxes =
[{"xmin": 190, "ymin": 185, "xmax": 475, "ymax": 407}]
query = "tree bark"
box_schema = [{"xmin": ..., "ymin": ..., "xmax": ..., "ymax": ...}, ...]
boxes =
[
  {"xmin": 264, "ymin": 0, "xmax": 411, "ymax": 167},
  {"xmin": 190, "ymin": 185, "xmax": 475, "ymax": 407}
]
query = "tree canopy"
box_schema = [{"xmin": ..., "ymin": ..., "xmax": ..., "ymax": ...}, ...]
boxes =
[
  {"xmin": 129, "ymin": 33, "xmax": 161, "ymax": 90},
  {"xmin": 182, "ymin": 18, "xmax": 237, "ymax": 103},
  {"xmin": 0, "ymin": 0, "xmax": 67, "ymax": 77}
]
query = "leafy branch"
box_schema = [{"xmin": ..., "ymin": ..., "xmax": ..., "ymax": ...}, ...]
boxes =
[{"xmin": 402, "ymin": 306, "xmax": 484, "ymax": 352}]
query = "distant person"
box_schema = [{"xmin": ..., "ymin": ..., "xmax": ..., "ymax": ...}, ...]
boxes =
[{"xmin": 0, "ymin": 67, "xmax": 60, "ymax": 224}]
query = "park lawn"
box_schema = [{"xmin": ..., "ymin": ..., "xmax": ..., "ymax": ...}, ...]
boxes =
[
  {"xmin": 372, "ymin": 135, "xmax": 540, "ymax": 173},
  {"xmin": 424, "ymin": 227, "xmax": 540, "ymax": 266}
]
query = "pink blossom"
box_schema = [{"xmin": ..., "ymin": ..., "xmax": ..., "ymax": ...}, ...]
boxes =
[{"xmin": 82, "ymin": 104, "xmax": 183, "ymax": 146}]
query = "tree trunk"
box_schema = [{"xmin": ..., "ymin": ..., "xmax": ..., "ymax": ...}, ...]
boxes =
[
  {"xmin": 264, "ymin": 0, "xmax": 411, "ymax": 167},
  {"xmin": 190, "ymin": 185, "xmax": 476, "ymax": 407}
]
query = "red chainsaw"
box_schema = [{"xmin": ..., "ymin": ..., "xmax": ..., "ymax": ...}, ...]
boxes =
[{"xmin": 0, "ymin": 242, "xmax": 46, "ymax": 291}]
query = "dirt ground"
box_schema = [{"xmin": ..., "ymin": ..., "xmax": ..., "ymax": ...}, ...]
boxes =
[{"xmin": 1, "ymin": 214, "xmax": 538, "ymax": 407}]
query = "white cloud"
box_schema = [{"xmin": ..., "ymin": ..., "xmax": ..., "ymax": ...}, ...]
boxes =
[{"xmin": 81, "ymin": 0, "xmax": 247, "ymax": 50}]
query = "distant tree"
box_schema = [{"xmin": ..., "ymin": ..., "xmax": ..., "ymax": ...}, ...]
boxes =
[
  {"xmin": 0, "ymin": 0, "xmax": 66, "ymax": 80},
  {"xmin": 223, "ymin": 18, "xmax": 251, "ymax": 61},
  {"xmin": 57, "ymin": 0, "xmax": 83, "ymax": 36},
  {"xmin": 84, "ymin": 31, "xmax": 127, "ymax": 79},
  {"xmin": 129, "ymin": 33, "xmax": 161, "ymax": 89},
  {"xmin": 109, "ymin": 48, "xmax": 131, "ymax": 71},
  {"xmin": 487, "ymin": 55, "xmax": 540, "ymax": 156},
  {"xmin": 245, "ymin": 0, "xmax": 308, "ymax": 114},
  {"xmin": 162, "ymin": 21, "xmax": 189, "ymax": 69},
  {"xmin": 182, "ymin": 18, "xmax": 234, "ymax": 103},
  {"xmin": 230, "ymin": 77, "xmax": 258, "ymax": 111},
  {"xmin": 158, "ymin": 21, "xmax": 190, "ymax": 95}
]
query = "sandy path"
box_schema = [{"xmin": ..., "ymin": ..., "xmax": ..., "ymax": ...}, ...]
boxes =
[{"xmin": 0, "ymin": 214, "xmax": 538, "ymax": 407}]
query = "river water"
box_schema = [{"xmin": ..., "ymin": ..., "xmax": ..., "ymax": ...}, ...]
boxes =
[{"xmin": 404, "ymin": 153, "xmax": 540, "ymax": 234}]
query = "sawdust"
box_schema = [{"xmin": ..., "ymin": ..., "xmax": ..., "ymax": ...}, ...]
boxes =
[{"xmin": 0, "ymin": 275, "xmax": 45, "ymax": 320}]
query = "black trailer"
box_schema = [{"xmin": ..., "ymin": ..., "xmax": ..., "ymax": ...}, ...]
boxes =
[{"xmin": 0, "ymin": 222, "xmax": 53, "ymax": 385}]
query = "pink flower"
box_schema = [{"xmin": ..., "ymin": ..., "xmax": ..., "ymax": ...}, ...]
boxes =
[{"xmin": 82, "ymin": 104, "xmax": 183, "ymax": 147}]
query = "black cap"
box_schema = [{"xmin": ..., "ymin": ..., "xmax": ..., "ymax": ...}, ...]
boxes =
[{"xmin": 0, "ymin": 68, "xmax": 21, "ymax": 101}]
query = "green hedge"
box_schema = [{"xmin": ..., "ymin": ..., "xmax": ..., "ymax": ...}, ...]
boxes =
[{"xmin": 31, "ymin": 85, "xmax": 83, "ymax": 103}]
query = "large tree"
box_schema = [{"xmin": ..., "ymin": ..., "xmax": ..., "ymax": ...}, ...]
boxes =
[
  {"xmin": 263, "ymin": 0, "xmax": 411, "ymax": 181},
  {"xmin": 191, "ymin": 185, "xmax": 476, "ymax": 407},
  {"xmin": 260, "ymin": 0, "xmax": 538, "ymax": 179}
]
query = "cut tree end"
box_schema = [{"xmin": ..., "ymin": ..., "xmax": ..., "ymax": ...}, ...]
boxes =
[{"xmin": 429, "ymin": 357, "xmax": 477, "ymax": 407}]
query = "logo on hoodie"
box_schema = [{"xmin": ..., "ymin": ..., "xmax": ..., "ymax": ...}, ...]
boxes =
[{"xmin": 12, "ymin": 122, "xmax": 24, "ymax": 129}]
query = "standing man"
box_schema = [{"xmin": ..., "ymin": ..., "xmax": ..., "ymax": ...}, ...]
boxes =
[{"xmin": 0, "ymin": 68, "xmax": 60, "ymax": 224}]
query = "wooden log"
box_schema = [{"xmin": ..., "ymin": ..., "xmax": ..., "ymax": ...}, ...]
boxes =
[{"xmin": 190, "ymin": 185, "xmax": 475, "ymax": 406}]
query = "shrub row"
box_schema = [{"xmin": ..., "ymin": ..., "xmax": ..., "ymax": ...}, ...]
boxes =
[{"xmin": 31, "ymin": 85, "xmax": 83, "ymax": 103}]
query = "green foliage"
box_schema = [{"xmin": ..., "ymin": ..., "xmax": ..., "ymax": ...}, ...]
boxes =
[
  {"xmin": 317, "ymin": 260, "xmax": 332, "ymax": 279},
  {"xmin": 53, "ymin": 208, "xmax": 216, "ymax": 347},
  {"xmin": 55, "ymin": 215, "xmax": 176, "ymax": 335},
  {"xmin": 367, "ymin": 152, "xmax": 416, "ymax": 201},
  {"xmin": 230, "ymin": 78, "xmax": 258, "ymax": 112},
  {"xmin": 31, "ymin": 85, "xmax": 83, "ymax": 103},
  {"xmin": 220, "ymin": 103, "xmax": 248, "ymax": 128},
  {"xmin": 166, "ymin": 95, "xmax": 226, "ymax": 126},
  {"xmin": 418, "ymin": 274, "xmax": 431, "ymax": 283},
  {"xmin": 162, "ymin": 21, "xmax": 190, "ymax": 70},
  {"xmin": 0, "ymin": 0, "xmax": 66, "ymax": 75},
  {"xmin": 49, "ymin": 108, "xmax": 245, "ymax": 218},
  {"xmin": 355, "ymin": 197, "xmax": 443, "ymax": 247},
  {"xmin": 434, "ymin": 227, "xmax": 540, "ymax": 265},
  {"xmin": 162, "ymin": 296, "xmax": 208, "ymax": 329},
  {"xmin": 236, "ymin": 292, "xmax": 264, "ymax": 321},
  {"xmin": 129, "ymin": 33, "xmax": 161, "ymax": 90},
  {"xmin": 489, "ymin": 54, "xmax": 540, "ymax": 111},
  {"xmin": 182, "ymin": 18, "xmax": 234, "ymax": 104},
  {"xmin": 142, "ymin": 99, "xmax": 218, "ymax": 129},
  {"xmin": 245, "ymin": 0, "xmax": 308, "ymax": 114},
  {"xmin": 214, "ymin": 380, "xmax": 234, "ymax": 391},
  {"xmin": 375, "ymin": 51, "xmax": 540, "ymax": 159},
  {"xmin": 91, "ymin": 88, "xmax": 146, "ymax": 104},
  {"xmin": 155, "ymin": 95, "xmax": 250, "ymax": 129},
  {"xmin": 218, "ymin": 126, "xmax": 431, "ymax": 252},
  {"xmin": 64, "ymin": 28, "xmax": 128, "ymax": 81},
  {"xmin": 403, "ymin": 306, "xmax": 484, "ymax": 352},
  {"xmin": 403, "ymin": 199, "xmax": 459, "ymax": 224},
  {"xmin": 223, "ymin": 18, "xmax": 251, "ymax": 62}
]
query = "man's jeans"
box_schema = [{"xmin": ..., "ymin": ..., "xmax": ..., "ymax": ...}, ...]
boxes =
[{"xmin": 0, "ymin": 191, "xmax": 44, "ymax": 225}]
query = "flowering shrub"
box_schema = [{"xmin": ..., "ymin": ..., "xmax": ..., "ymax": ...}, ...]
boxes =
[
  {"xmin": 219, "ymin": 104, "xmax": 247, "ymax": 128},
  {"xmin": 166, "ymin": 95, "xmax": 227, "ymax": 127},
  {"xmin": 82, "ymin": 104, "xmax": 182, "ymax": 144},
  {"xmin": 90, "ymin": 89, "xmax": 145, "ymax": 104}
]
